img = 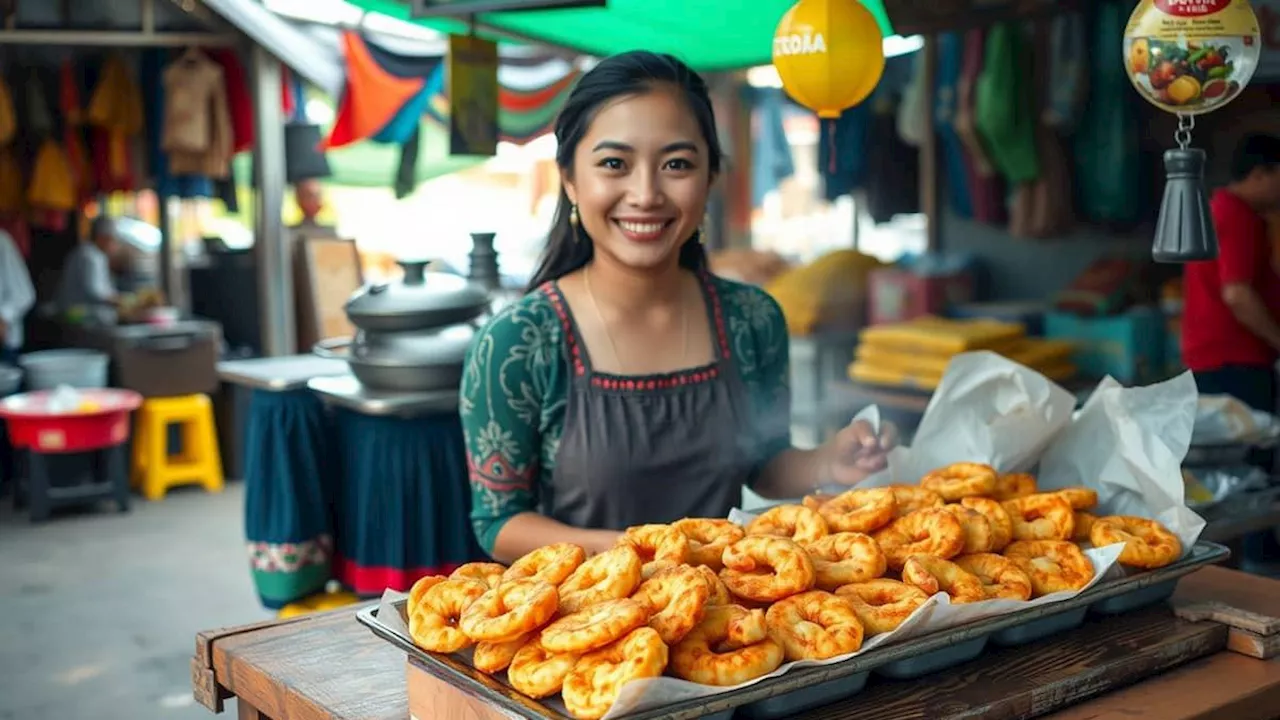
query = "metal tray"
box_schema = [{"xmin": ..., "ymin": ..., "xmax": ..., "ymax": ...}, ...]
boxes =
[
  {"xmin": 990, "ymin": 607, "xmax": 1088, "ymax": 647},
  {"xmin": 736, "ymin": 672, "xmax": 869, "ymax": 720},
  {"xmin": 1090, "ymin": 578, "xmax": 1179, "ymax": 615},
  {"xmin": 357, "ymin": 540, "xmax": 1229, "ymax": 720},
  {"xmin": 875, "ymin": 635, "xmax": 988, "ymax": 679}
]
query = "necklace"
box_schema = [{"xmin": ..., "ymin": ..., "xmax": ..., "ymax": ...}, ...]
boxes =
[{"xmin": 583, "ymin": 266, "xmax": 689, "ymax": 374}]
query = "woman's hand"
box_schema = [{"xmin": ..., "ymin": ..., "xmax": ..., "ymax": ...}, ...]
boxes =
[{"xmin": 825, "ymin": 419, "xmax": 898, "ymax": 487}]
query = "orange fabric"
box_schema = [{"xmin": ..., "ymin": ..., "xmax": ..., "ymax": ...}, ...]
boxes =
[{"xmin": 322, "ymin": 31, "xmax": 424, "ymax": 150}]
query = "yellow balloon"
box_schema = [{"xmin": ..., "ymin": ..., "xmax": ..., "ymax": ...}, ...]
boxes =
[{"xmin": 772, "ymin": 0, "xmax": 886, "ymax": 119}]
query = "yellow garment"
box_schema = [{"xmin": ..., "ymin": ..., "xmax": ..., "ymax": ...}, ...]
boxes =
[
  {"xmin": 0, "ymin": 76, "xmax": 15, "ymax": 147},
  {"xmin": 849, "ymin": 358, "xmax": 1076, "ymax": 391},
  {"xmin": 764, "ymin": 249, "xmax": 885, "ymax": 335},
  {"xmin": 858, "ymin": 315, "xmax": 1025, "ymax": 355},
  {"xmin": 26, "ymin": 139, "xmax": 76, "ymax": 211},
  {"xmin": 855, "ymin": 337, "xmax": 1075, "ymax": 376},
  {"xmin": 86, "ymin": 54, "xmax": 145, "ymax": 182},
  {"xmin": 0, "ymin": 149, "xmax": 23, "ymax": 213}
]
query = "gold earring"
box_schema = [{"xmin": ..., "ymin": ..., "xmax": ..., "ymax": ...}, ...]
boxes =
[
  {"xmin": 569, "ymin": 204, "xmax": 579, "ymax": 227},
  {"xmin": 698, "ymin": 215, "xmax": 708, "ymax": 244}
]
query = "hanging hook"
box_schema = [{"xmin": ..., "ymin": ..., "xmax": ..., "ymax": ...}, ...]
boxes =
[{"xmin": 1175, "ymin": 113, "xmax": 1195, "ymax": 150}]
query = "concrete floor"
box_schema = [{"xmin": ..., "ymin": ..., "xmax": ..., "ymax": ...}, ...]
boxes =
[{"xmin": 0, "ymin": 482, "xmax": 272, "ymax": 720}]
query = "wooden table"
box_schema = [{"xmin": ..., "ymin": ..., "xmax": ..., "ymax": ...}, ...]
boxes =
[{"xmin": 192, "ymin": 567, "xmax": 1280, "ymax": 720}]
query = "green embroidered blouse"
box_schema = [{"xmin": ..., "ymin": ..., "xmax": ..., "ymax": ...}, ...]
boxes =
[{"xmin": 460, "ymin": 274, "xmax": 792, "ymax": 555}]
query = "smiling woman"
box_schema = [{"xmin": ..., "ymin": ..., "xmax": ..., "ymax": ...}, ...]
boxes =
[{"xmin": 459, "ymin": 51, "xmax": 898, "ymax": 565}]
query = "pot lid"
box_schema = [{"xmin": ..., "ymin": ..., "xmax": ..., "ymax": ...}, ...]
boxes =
[{"xmin": 345, "ymin": 260, "xmax": 490, "ymax": 319}]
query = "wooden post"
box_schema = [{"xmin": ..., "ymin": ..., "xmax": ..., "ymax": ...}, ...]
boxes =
[{"xmin": 919, "ymin": 34, "xmax": 942, "ymax": 254}]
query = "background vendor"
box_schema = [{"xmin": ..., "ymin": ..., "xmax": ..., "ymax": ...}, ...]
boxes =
[
  {"xmin": 0, "ymin": 227, "xmax": 34, "ymax": 366},
  {"xmin": 1182, "ymin": 133, "xmax": 1280, "ymax": 575},
  {"xmin": 56, "ymin": 216, "xmax": 121, "ymax": 324},
  {"xmin": 1182, "ymin": 133, "xmax": 1280, "ymax": 413},
  {"xmin": 460, "ymin": 51, "xmax": 895, "ymax": 564}
]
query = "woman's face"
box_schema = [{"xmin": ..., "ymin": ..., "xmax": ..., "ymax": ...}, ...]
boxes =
[{"xmin": 563, "ymin": 85, "xmax": 713, "ymax": 273}]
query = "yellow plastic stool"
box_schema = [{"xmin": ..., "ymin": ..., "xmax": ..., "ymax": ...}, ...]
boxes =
[
  {"xmin": 131, "ymin": 394, "xmax": 224, "ymax": 501},
  {"xmin": 277, "ymin": 590, "xmax": 361, "ymax": 618}
]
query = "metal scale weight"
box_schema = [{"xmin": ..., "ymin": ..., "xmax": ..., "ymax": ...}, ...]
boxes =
[{"xmin": 1124, "ymin": 0, "xmax": 1263, "ymax": 262}]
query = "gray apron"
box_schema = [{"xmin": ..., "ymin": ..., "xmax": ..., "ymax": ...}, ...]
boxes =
[{"xmin": 547, "ymin": 279, "xmax": 757, "ymax": 530}]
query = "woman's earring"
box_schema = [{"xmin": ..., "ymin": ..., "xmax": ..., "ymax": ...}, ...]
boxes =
[
  {"xmin": 569, "ymin": 204, "xmax": 580, "ymax": 227},
  {"xmin": 698, "ymin": 215, "xmax": 708, "ymax": 244}
]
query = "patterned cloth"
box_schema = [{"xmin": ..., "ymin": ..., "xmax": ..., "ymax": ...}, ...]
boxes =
[
  {"xmin": 332, "ymin": 409, "xmax": 480, "ymax": 595},
  {"xmin": 242, "ymin": 389, "xmax": 337, "ymax": 609},
  {"xmin": 460, "ymin": 273, "xmax": 792, "ymax": 555}
]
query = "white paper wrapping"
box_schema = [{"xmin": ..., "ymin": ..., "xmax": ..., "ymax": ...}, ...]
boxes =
[{"xmin": 375, "ymin": 351, "xmax": 1204, "ymax": 719}]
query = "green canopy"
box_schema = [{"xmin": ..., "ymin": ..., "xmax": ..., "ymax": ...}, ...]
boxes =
[{"xmin": 347, "ymin": 0, "xmax": 895, "ymax": 72}]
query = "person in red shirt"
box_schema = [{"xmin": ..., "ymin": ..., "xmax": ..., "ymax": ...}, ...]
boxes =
[
  {"xmin": 1182, "ymin": 134, "xmax": 1280, "ymax": 413},
  {"xmin": 1182, "ymin": 134, "xmax": 1280, "ymax": 577}
]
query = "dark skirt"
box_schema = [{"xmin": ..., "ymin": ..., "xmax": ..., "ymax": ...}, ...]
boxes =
[
  {"xmin": 243, "ymin": 389, "xmax": 337, "ymax": 609},
  {"xmin": 332, "ymin": 408, "xmax": 481, "ymax": 595}
]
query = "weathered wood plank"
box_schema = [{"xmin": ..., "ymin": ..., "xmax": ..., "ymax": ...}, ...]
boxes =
[{"xmin": 792, "ymin": 607, "xmax": 1226, "ymax": 720}]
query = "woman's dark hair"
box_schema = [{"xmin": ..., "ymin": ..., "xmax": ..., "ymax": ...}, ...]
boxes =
[{"xmin": 526, "ymin": 51, "xmax": 724, "ymax": 291}]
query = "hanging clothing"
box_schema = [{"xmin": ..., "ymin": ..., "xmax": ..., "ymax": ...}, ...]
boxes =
[
  {"xmin": 818, "ymin": 105, "xmax": 870, "ymax": 202},
  {"xmin": 751, "ymin": 87, "xmax": 796, "ymax": 207},
  {"xmin": 0, "ymin": 74, "xmax": 15, "ymax": 147},
  {"xmin": 897, "ymin": 53, "xmax": 927, "ymax": 148},
  {"xmin": 24, "ymin": 71, "xmax": 54, "ymax": 138},
  {"xmin": 954, "ymin": 29, "xmax": 1006, "ymax": 224},
  {"xmin": 162, "ymin": 51, "xmax": 235, "ymax": 179},
  {"xmin": 26, "ymin": 139, "xmax": 76, "ymax": 214},
  {"xmin": 59, "ymin": 61, "xmax": 93, "ymax": 204},
  {"xmin": 0, "ymin": 149, "xmax": 22, "ymax": 215},
  {"xmin": 1010, "ymin": 24, "xmax": 1076, "ymax": 240},
  {"xmin": 864, "ymin": 95, "xmax": 920, "ymax": 224},
  {"xmin": 141, "ymin": 48, "xmax": 214, "ymax": 200},
  {"xmin": 207, "ymin": 49, "xmax": 256, "ymax": 154},
  {"xmin": 1075, "ymin": 1, "xmax": 1143, "ymax": 226},
  {"xmin": 86, "ymin": 54, "xmax": 144, "ymax": 191},
  {"xmin": 935, "ymin": 33, "xmax": 974, "ymax": 219},
  {"xmin": 974, "ymin": 23, "xmax": 1041, "ymax": 186},
  {"xmin": 1044, "ymin": 12, "xmax": 1088, "ymax": 134}
]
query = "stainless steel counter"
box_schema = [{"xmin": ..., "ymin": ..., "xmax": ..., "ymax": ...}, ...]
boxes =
[
  {"xmin": 217, "ymin": 355, "xmax": 349, "ymax": 392},
  {"xmin": 307, "ymin": 374, "xmax": 459, "ymax": 418}
]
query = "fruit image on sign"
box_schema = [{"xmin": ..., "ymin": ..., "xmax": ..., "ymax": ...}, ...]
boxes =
[{"xmin": 1123, "ymin": 0, "xmax": 1260, "ymax": 114}]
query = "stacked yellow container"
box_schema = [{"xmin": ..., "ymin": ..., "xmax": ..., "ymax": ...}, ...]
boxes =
[{"xmin": 849, "ymin": 316, "xmax": 1078, "ymax": 390}]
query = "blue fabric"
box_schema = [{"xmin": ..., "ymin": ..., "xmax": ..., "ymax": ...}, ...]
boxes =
[
  {"xmin": 332, "ymin": 409, "xmax": 481, "ymax": 595},
  {"xmin": 935, "ymin": 33, "xmax": 974, "ymax": 219},
  {"xmin": 750, "ymin": 87, "xmax": 796, "ymax": 207},
  {"xmin": 373, "ymin": 81, "xmax": 435, "ymax": 145},
  {"xmin": 242, "ymin": 389, "xmax": 337, "ymax": 609},
  {"xmin": 818, "ymin": 104, "xmax": 870, "ymax": 201},
  {"xmin": 141, "ymin": 49, "xmax": 215, "ymax": 199}
]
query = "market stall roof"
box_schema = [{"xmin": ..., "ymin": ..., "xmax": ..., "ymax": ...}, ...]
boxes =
[{"xmin": 345, "ymin": 0, "xmax": 897, "ymax": 71}]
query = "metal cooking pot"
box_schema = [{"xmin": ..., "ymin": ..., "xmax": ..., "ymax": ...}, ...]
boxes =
[
  {"xmin": 314, "ymin": 323, "xmax": 477, "ymax": 393},
  {"xmin": 345, "ymin": 259, "xmax": 491, "ymax": 333}
]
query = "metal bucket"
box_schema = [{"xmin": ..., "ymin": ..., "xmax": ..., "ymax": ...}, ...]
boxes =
[
  {"xmin": 0, "ymin": 364, "xmax": 20, "ymax": 395},
  {"xmin": 18, "ymin": 349, "xmax": 110, "ymax": 390}
]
